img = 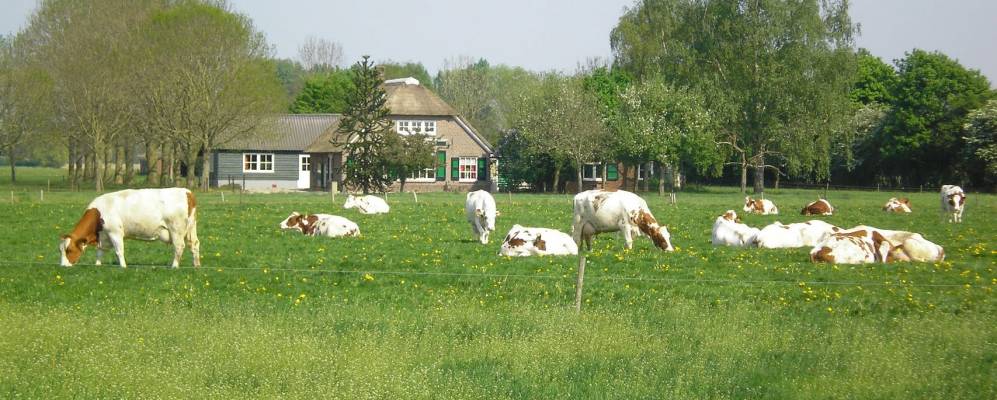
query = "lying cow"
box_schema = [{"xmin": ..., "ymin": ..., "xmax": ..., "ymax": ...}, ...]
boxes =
[
  {"xmin": 755, "ymin": 220, "xmax": 838, "ymax": 249},
  {"xmin": 465, "ymin": 190, "xmax": 498, "ymax": 244},
  {"xmin": 499, "ymin": 225, "xmax": 578, "ymax": 256},
  {"xmin": 801, "ymin": 199, "xmax": 834, "ymax": 216},
  {"xmin": 882, "ymin": 197, "xmax": 912, "ymax": 213},
  {"xmin": 743, "ymin": 196, "xmax": 779, "ymax": 215},
  {"xmin": 838, "ymin": 225, "xmax": 944, "ymax": 262},
  {"xmin": 279, "ymin": 212, "xmax": 360, "ymax": 237},
  {"xmin": 59, "ymin": 188, "xmax": 200, "ymax": 268},
  {"xmin": 711, "ymin": 210, "xmax": 760, "ymax": 247},
  {"xmin": 343, "ymin": 194, "xmax": 390, "ymax": 214},
  {"xmin": 572, "ymin": 190, "xmax": 673, "ymax": 251},
  {"xmin": 810, "ymin": 229, "xmax": 892, "ymax": 264},
  {"xmin": 940, "ymin": 185, "xmax": 966, "ymax": 223}
]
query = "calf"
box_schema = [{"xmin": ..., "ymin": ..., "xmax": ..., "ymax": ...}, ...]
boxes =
[
  {"xmin": 572, "ymin": 190, "xmax": 673, "ymax": 251},
  {"xmin": 801, "ymin": 199, "xmax": 834, "ymax": 216},
  {"xmin": 465, "ymin": 190, "xmax": 498, "ymax": 244},
  {"xmin": 882, "ymin": 197, "xmax": 912, "ymax": 213},
  {"xmin": 810, "ymin": 229, "xmax": 892, "ymax": 264},
  {"xmin": 343, "ymin": 194, "xmax": 390, "ymax": 214},
  {"xmin": 743, "ymin": 196, "xmax": 779, "ymax": 215},
  {"xmin": 711, "ymin": 210, "xmax": 760, "ymax": 247},
  {"xmin": 755, "ymin": 220, "xmax": 838, "ymax": 249},
  {"xmin": 499, "ymin": 225, "xmax": 578, "ymax": 256},
  {"xmin": 940, "ymin": 185, "xmax": 966, "ymax": 223},
  {"xmin": 59, "ymin": 188, "xmax": 200, "ymax": 268},
  {"xmin": 279, "ymin": 212, "xmax": 360, "ymax": 237}
]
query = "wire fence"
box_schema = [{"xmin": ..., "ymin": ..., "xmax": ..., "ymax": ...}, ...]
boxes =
[{"xmin": 0, "ymin": 259, "xmax": 974, "ymax": 289}]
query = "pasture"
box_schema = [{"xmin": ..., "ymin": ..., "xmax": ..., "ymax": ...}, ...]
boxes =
[{"xmin": 0, "ymin": 175, "xmax": 994, "ymax": 398}]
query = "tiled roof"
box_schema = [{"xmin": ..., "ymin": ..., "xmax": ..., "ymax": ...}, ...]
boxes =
[{"xmin": 217, "ymin": 114, "xmax": 340, "ymax": 151}]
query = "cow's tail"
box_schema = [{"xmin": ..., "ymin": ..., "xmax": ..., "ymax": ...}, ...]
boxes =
[{"xmin": 185, "ymin": 190, "xmax": 201, "ymax": 267}]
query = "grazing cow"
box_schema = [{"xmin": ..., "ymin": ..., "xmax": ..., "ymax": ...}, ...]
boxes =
[
  {"xmin": 940, "ymin": 185, "xmax": 966, "ymax": 223},
  {"xmin": 59, "ymin": 188, "xmax": 200, "ymax": 268},
  {"xmin": 755, "ymin": 220, "xmax": 838, "ymax": 249},
  {"xmin": 743, "ymin": 196, "xmax": 779, "ymax": 215},
  {"xmin": 572, "ymin": 190, "xmax": 673, "ymax": 251},
  {"xmin": 499, "ymin": 225, "xmax": 578, "ymax": 256},
  {"xmin": 801, "ymin": 199, "xmax": 834, "ymax": 216},
  {"xmin": 465, "ymin": 190, "xmax": 498, "ymax": 244},
  {"xmin": 711, "ymin": 210, "xmax": 760, "ymax": 247},
  {"xmin": 882, "ymin": 197, "xmax": 912, "ymax": 213},
  {"xmin": 838, "ymin": 225, "xmax": 944, "ymax": 262},
  {"xmin": 810, "ymin": 229, "xmax": 892, "ymax": 264},
  {"xmin": 343, "ymin": 194, "xmax": 390, "ymax": 214},
  {"xmin": 279, "ymin": 212, "xmax": 360, "ymax": 237}
]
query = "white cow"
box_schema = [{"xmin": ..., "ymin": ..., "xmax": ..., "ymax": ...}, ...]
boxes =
[
  {"xmin": 279, "ymin": 212, "xmax": 360, "ymax": 238},
  {"xmin": 940, "ymin": 185, "xmax": 966, "ymax": 223},
  {"xmin": 810, "ymin": 229, "xmax": 892, "ymax": 264},
  {"xmin": 465, "ymin": 190, "xmax": 498, "ymax": 244},
  {"xmin": 838, "ymin": 225, "xmax": 944, "ymax": 262},
  {"xmin": 59, "ymin": 188, "xmax": 200, "ymax": 268},
  {"xmin": 499, "ymin": 225, "xmax": 578, "ymax": 256},
  {"xmin": 711, "ymin": 210, "xmax": 760, "ymax": 247},
  {"xmin": 572, "ymin": 190, "xmax": 673, "ymax": 251},
  {"xmin": 743, "ymin": 196, "xmax": 779, "ymax": 215},
  {"xmin": 755, "ymin": 220, "xmax": 838, "ymax": 249},
  {"xmin": 343, "ymin": 194, "xmax": 390, "ymax": 214}
]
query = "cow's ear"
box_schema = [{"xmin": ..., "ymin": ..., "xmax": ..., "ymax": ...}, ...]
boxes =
[
  {"xmin": 495, "ymin": 210, "xmax": 501, "ymax": 217},
  {"xmin": 60, "ymin": 234, "xmax": 69, "ymax": 240},
  {"xmin": 475, "ymin": 209, "xmax": 484, "ymax": 217}
]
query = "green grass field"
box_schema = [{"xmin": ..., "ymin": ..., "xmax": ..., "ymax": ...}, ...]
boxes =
[{"xmin": 0, "ymin": 168, "xmax": 994, "ymax": 399}]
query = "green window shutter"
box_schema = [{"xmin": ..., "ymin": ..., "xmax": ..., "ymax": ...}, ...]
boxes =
[
  {"xmin": 436, "ymin": 151, "xmax": 446, "ymax": 181},
  {"xmin": 477, "ymin": 158, "xmax": 487, "ymax": 181},
  {"xmin": 607, "ymin": 163, "xmax": 619, "ymax": 181},
  {"xmin": 451, "ymin": 157, "xmax": 460, "ymax": 181}
]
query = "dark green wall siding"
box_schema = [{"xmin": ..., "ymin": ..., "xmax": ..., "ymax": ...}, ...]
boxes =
[{"xmin": 212, "ymin": 151, "xmax": 301, "ymax": 186}]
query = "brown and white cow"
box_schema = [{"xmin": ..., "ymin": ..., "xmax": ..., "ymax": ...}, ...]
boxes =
[
  {"xmin": 279, "ymin": 212, "xmax": 360, "ymax": 237},
  {"xmin": 59, "ymin": 188, "xmax": 200, "ymax": 268},
  {"xmin": 498, "ymin": 225, "xmax": 578, "ymax": 256},
  {"xmin": 743, "ymin": 196, "xmax": 779, "ymax": 215},
  {"xmin": 711, "ymin": 210, "xmax": 760, "ymax": 247},
  {"xmin": 882, "ymin": 197, "xmax": 912, "ymax": 213},
  {"xmin": 572, "ymin": 190, "xmax": 673, "ymax": 251},
  {"xmin": 839, "ymin": 225, "xmax": 944, "ymax": 262},
  {"xmin": 940, "ymin": 185, "xmax": 966, "ymax": 223},
  {"xmin": 801, "ymin": 199, "xmax": 834, "ymax": 216},
  {"xmin": 809, "ymin": 229, "xmax": 892, "ymax": 264}
]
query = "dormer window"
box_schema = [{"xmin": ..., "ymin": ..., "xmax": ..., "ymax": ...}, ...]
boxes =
[{"xmin": 396, "ymin": 119, "xmax": 437, "ymax": 136}]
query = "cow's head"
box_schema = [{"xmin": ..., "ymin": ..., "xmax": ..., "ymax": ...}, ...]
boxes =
[
  {"xmin": 720, "ymin": 210, "xmax": 740, "ymax": 223},
  {"xmin": 947, "ymin": 193, "xmax": 966, "ymax": 210},
  {"xmin": 343, "ymin": 195, "xmax": 359, "ymax": 209},
  {"xmin": 743, "ymin": 196, "xmax": 753, "ymax": 213},
  {"xmin": 885, "ymin": 245, "xmax": 911, "ymax": 263},
  {"xmin": 635, "ymin": 210, "xmax": 674, "ymax": 251},
  {"xmin": 280, "ymin": 212, "xmax": 304, "ymax": 231},
  {"xmin": 59, "ymin": 235, "xmax": 89, "ymax": 267}
]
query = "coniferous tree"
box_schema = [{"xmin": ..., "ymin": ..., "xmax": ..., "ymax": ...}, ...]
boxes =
[{"xmin": 339, "ymin": 56, "xmax": 393, "ymax": 194}]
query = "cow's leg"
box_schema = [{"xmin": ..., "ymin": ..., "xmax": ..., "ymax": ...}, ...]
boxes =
[
  {"xmin": 185, "ymin": 214, "xmax": 201, "ymax": 267},
  {"xmin": 571, "ymin": 221, "xmax": 584, "ymax": 248},
  {"xmin": 94, "ymin": 232, "xmax": 110, "ymax": 266},
  {"xmin": 622, "ymin": 224, "xmax": 634, "ymax": 250},
  {"xmin": 107, "ymin": 233, "xmax": 126, "ymax": 268}
]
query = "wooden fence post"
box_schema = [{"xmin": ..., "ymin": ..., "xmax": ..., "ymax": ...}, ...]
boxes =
[
  {"xmin": 412, "ymin": 191, "xmax": 418, "ymax": 203},
  {"xmin": 574, "ymin": 255, "xmax": 587, "ymax": 313}
]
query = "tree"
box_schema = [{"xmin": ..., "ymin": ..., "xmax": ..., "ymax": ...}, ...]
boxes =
[
  {"xmin": 874, "ymin": 49, "xmax": 991, "ymax": 185},
  {"xmin": 339, "ymin": 56, "xmax": 394, "ymax": 194},
  {"xmin": 611, "ymin": 0, "xmax": 858, "ymax": 193},
  {"xmin": 962, "ymin": 100, "xmax": 997, "ymax": 188},
  {"xmin": 297, "ymin": 35, "xmax": 343, "ymax": 71},
  {"xmin": 495, "ymin": 129, "xmax": 554, "ymax": 190},
  {"xmin": 384, "ymin": 133, "xmax": 434, "ymax": 193},
  {"xmin": 0, "ymin": 34, "xmax": 52, "ymax": 183},
  {"xmin": 289, "ymin": 69, "xmax": 355, "ymax": 113},
  {"xmin": 851, "ymin": 49, "xmax": 897, "ymax": 106},
  {"xmin": 275, "ymin": 58, "xmax": 307, "ymax": 101}
]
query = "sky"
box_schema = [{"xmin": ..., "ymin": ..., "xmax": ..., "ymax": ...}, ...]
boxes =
[{"xmin": 1, "ymin": 0, "xmax": 995, "ymax": 83}]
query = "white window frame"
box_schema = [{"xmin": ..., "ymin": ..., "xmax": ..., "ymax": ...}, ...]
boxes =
[
  {"xmin": 243, "ymin": 153, "xmax": 274, "ymax": 173},
  {"xmin": 396, "ymin": 120, "xmax": 410, "ymax": 134},
  {"xmin": 395, "ymin": 119, "xmax": 437, "ymax": 136},
  {"xmin": 300, "ymin": 155, "xmax": 311, "ymax": 172},
  {"xmin": 424, "ymin": 121, "xmax": 436, "ymax": 134},
  {"xmin": 458, "ymin": 157, "xmax": 478, "ymax": 182},
  {"xmin": 407, "ymin": 167, "xmax": 436, "ymax": 182},
  {"xmin": 637, "ymin": 162, "xmax": 653, "ymax": 181},
  {"xmin": 582, "ymin": 163, "xmax": 602, "ymax": 182}
]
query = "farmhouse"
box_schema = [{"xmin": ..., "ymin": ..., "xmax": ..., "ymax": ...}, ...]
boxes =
[{"xmin": 211, "ymin": 77, "xmax": 495, "ymax": 192}]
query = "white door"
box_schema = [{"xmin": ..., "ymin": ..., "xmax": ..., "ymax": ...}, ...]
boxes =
[{"xmin": 297, "ymin": 154, "xmax": 311, "ymax": 189}]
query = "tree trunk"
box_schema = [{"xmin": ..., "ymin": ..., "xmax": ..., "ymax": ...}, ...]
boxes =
[
  {"xmin": 774, "ymin": 171, "xmax": 780, "ymax": 190},
  {"xmin": 399, "ymin": 177, "xmax": 406, "ymax": 193},
  {"xmin": 552, "ymin": 167, "xmax": 560, "ymax": 194},
  {"xmin": 67, "ymin": 141, "xmax": 76, "ymax": 183},
  {"xmin": 8, "ymin": 151, "xmax": 16, "ymax": 184},
  {"xmin": 600, "ymin": 162, "xmax": 607, "ymax": 190},
  {"xmin": 657, "ymin": 161, "xmax": 665, "ymax": 196},
  {"xmin": 200, "ymin": 148, "xmax": 212, "ymax": 191},
  {"xmin": 621, "ymin": 163, "xmax": 629, "ymax": 192},
  {"xmin": 642, "ymin": 163, "xmax": 650, "ymax": 192},
  {"xmin": 85, "ymin": 152, "xmax": 96, "ymax": 181},
  {"xmin": 113, "ymin": 145, "xmax": 124, "ymax": 185},
  {"xmin": 124, "ymin": 143, "xmax": 134, "ymax": 185},
  {"xmin": 753, "ymin": 162, "xmax": 765, "ymax": 195},
  {"xmin": 672, "ymin": 164, "xmax": 682, "ymax": 191},
  {"xmin": 94, "ymin": 146, "xmax": 105, "ymax": 192},
  {"xmin": 145, "ymin": 140, "xmax": 160, "ymax": 187},
  {"xmin": 164, "ymin": 142, "xmax": 174, "ymax": 186},
  {"xmin": 739, "ymin": 161, "xmax": 747, "ymax": 194},
  {"xmin": 576, "ymin": 162, "xmax": 584, "ymax": 194},
  {"xmin": 184, "ymin": 150, "xmax": 197, "ymax": 189}
]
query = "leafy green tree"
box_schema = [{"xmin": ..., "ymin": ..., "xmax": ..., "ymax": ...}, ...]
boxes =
[
  {"xmin": 0, "ymin": 34, "xmax": 53, "ymax": 183},
  {"xmin": 339, "ymin": 56, "xmax": 394, "ymax": 194},
  {"xmin": 851, "ymin": 49, "xmax": 897, "ymax": 106},
  {"xmin": 875, "ymin": 49, "xmax": 991, "ymax": 184},
  {"xmin": 275, "ymin": 58, "xmax": 307, "ymax": 101},
  {"xmin": 383, "ymin": 132, "xmax": 434, "ymax": 193},
  {"xmin": 495, "ymin": 129, "xmax": 554, "ymax": 190},
  {"xmin": 289, "ymin": 69, "xmax": 354, "ymax": 113},
  {"xmin": 611, "ymin": 0, "xmax": 857, "ymax": 193},
  {"xmin": 962, "ymin": 99, "xmax": 997, "ymax": 187}
]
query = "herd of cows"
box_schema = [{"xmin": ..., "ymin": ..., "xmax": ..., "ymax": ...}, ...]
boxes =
[{"xmin": 56, "ymin": 185, "xmax": 968, "ymax": 268}]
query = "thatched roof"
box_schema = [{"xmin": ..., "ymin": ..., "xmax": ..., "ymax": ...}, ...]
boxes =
[
  {"xmin": 217, "ymin": 114, "xmax": 341, "ymax": 151},
  {"xmin": 383, "ymin": 79, "xmax": 457, "ymax": 116}
]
